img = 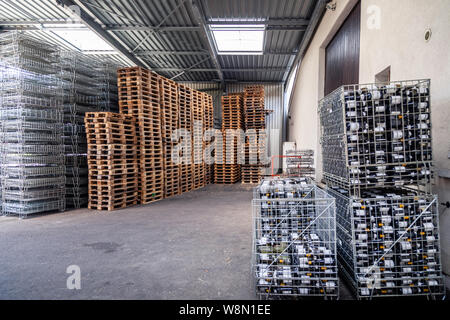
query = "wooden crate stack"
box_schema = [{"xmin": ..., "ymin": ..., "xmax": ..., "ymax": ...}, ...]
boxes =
[
  {"xmin": 192, "ymin": 90, "xmax": 205, "ymax": 189},
  {"xmin": 85, "ymin": 112, "xmax": 138, "ymax": 210},
  {"xmin": 178, "ymin": 84, "xmax": 194, "ymax": 193},
  {"xmin": 160, "ymin": 77, "xmax": 181, "ymax": 197},
  {"xmin": 203, "ymin": 93, "xmax": 214, "ymax": 184},
  {"xmin": 243, "ymin": 85, "xmax": 265, "ymax": 184},
  {"xmin": 215, "ymin": 95, "xmax": 244, "ymax": 184},
  {"xmin": 117, "ymin": 66, "xmax": 164, "ymax": 204}
]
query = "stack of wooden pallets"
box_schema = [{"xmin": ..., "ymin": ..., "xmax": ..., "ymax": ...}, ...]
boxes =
[
  {"xmin": 87, "ymin": 66, "xmax": 215, "ymax": 211},
  {"xmin": 160, "ymin": 77, "xmax": 180, "ymax": 197},
  {"xmin": 192, "ymin": 90, "xmax": 205, "ymax": 189},
  {"xmin": 117, "ymin": 66, "xmax": 164, "ymax": 204},
  {"xmin": 215, "ymin": 95, "xmax": 244, "ymax": 184},
  {"xmin": 85, "ymin": 112, "xmax": 138, "ymax": 210},
  {"xmin": 178, "ymin": 84, "xmax": 194, "ymax": 193},
  {"xmin": 203, "ymin": 93, "xmax": 214, "ymax": 184},
  {"xmin": 243, "ymin": 85, "xmax": 265, "ymax": 184}
]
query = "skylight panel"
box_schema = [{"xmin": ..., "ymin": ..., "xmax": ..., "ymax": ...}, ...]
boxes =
[
  {"xmin": 210, "ymin": 24, "xmax": 265, "ymax": 55},
  {"xmin": 51, "ymin": 29, "xmax": 113, "ymax": 52}
]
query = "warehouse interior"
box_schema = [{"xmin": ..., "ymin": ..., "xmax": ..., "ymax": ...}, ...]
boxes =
[{"xmin": 0, "ymin": 0, "xmax": 449, "ymax": 300}]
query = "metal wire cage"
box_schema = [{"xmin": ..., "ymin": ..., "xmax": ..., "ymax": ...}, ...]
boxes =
[
  {"xmin": 0, "ymin": 31, "xmax": 65, "ymax": 218},
  {"xmin": 328, "ymin": 186, "xmax": 444, "ymax": 299},
  {"xmin": 60, "ymin": 50, "xmax": 102, "ymax": 209},
  {"xmin": 319, "ymin": 79, "xmax": 433, "ymax": 197},
  {"xmin": 285, "ymin": 149, "xmax": 315, "ymax": 178},
  {"xmin": 95, "ymin": 59, "xmax": 120, "ymax": 112},
  {"xmin": 252, "ymin": 178, "xmax": 338, "ymax": 299}
]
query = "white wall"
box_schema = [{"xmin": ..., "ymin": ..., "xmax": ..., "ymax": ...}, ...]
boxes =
[
  {"xmin": 288, "ymin": 0, "xmax": 359, "ymax": 180},
  {"xmin": 288, "ymin": 0, "xmax": 450, "ymax": 274}
]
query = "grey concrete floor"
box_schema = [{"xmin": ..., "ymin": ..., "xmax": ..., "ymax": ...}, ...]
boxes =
[{"xmin": 3, "ymin": 183, "xmax": 436, "ymax": 300}]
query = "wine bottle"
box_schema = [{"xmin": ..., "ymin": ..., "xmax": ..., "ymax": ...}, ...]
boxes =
[{"xmin": 391, "ymin": 96, "xmax": 402, "ymax": 105}]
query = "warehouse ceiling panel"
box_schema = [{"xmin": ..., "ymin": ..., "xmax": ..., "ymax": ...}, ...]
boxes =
[{"xmin": 0, "ymin": 0, "xmax": 319, "ymax": 83}]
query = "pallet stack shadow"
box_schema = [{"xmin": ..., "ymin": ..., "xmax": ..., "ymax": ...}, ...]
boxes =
[
  {"xmin": 243, "ymin": 85, "xmax": 266, "ymax": 184},
  {"xmin": 0, "ymin": 32, "xmax": 65, "ymax": 217},
  {"xmin": 85, "ymin": 112, "xmax": 138, "ymax": 210},
  {"xmin": 118, "ymin": 67, "xmax": 163, "ymax": 204},
  {"xmin": 319, "ymin": 79, "xmax": 444, "ymax": 299},
  {"xmin": 215, "ymin": 94, "xmax": 243, "ymax": 184},
  {"xmin": 252, "ymin": 178, "xmax": 338, "ymax": 299}
]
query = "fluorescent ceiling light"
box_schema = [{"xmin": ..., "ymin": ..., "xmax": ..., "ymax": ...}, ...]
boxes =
[
  {"xmin": 210, "ymin": 24, "xmax": 265, "ymax": 55},
  {"xmin": 51, "ymin": 29, "xmax": 114, "ymax": 52}
]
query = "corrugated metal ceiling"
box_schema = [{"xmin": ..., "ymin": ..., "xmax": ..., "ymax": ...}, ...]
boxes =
[{"xmin": 0, "ymin": 0, "xmax": 317, "ymax": 83}]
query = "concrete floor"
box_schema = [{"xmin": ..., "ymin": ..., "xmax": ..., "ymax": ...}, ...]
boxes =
[{"xmin": 0, "ymin": 184, "xmax": 445, "ymax": 300}]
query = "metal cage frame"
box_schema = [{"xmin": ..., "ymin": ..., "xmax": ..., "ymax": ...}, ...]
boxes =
[{"xmin": 252, "ymin": 178, "xmax": 339, "ymax": 299}]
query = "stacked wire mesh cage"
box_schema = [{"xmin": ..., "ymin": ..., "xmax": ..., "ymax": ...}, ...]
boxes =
[
  {"xmin": 319, "ymin": 79, "xmax": 445, "ymax": 299},
  {"xmin": 61, "ymin": 51, "xmax": 101, "ymax": 209},
  {"xmin": 285, "ymin": 149, "xmax": 315, "ymax": 178},
  {"xmin": 0, "ymin": 32, "xmax": 65, "ymax": 218},
  {"xmin": 252, "ymin": 178, "xmax": 338, "ymax": 299},
  {"xmin": 95, "ymin": 59, "xmax": 120, "ymax": 112}
]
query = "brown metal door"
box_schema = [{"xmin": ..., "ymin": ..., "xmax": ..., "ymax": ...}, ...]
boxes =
[{"xmin": 325, "ymin": 1, "xmax": 361, "ymax": 96}]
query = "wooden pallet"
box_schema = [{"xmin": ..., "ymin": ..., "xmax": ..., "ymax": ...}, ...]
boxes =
[
  {"xmin": 85, "ymin": 112, "xmax": 135, "ymax": 125},
  {"xmin": 160, "ymin": 78, "xmax": 180, "ymax": 199},
  {"xmin": 241, "ymin": 165, "xmax": 263, "ymax": 184},
  {"xmin": 244, "ymin": 85, "xmax": 266, "ymax": 132},
  {"xmin": 88, "ymin": 197, "xmax": 138, "ymax": 211},
  {"xmin": 204, "ymin": 93, "xmax": 214, "ymax": 185},
  {"xmin": 116, "ymin": 68, "xmax": 214, "ymax": 200},
  {"xmin": 178, "ymin": 84, "xmax": 196, "ymax": 192},
  {"xmin": 117, "ymin": 67, "xmax": 165, "ymax": 205},
  {"xmin": 85, "ymin": 112, "xmax": 139, "ymax": 211},
  {"xmin": 214, "ymin": 163, "xmax": 241, "ymax": 184},
  {"xmin": 160, "ymin": 77, "xmax": 179, "ymax": 142}
]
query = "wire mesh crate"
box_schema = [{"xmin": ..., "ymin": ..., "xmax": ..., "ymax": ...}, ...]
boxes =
[
  {"xmin": 0, "ymin": 31, "xmax": 65, "ymax": 218},
  {"xmin": 328, "ymin": 186, "xmax": 444, "ymax": 299},
  {"xmin": 319, "ymin": 79, "xmax": 433, "ymax": 196},
  {"xmin": 95, "ymin": 59, "xmax": 120, "ymax": 112},
  {"xmin": 252, "ymin": 178, "xmax": 338, "ymax": 299},
  {"xmin": 1, "ymin": 199, "xmax": 65, "ymax": 216},
  {"xmin": 60, "ymin": 51, "xmax": 101, "ymax": 208},
  {"xmin": 285, "ymin": 149, "xmax": 315, "ymax": 178}
]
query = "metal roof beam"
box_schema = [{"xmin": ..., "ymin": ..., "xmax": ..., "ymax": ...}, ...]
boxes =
[
  {"xmin": 264, "ymin": 51, "xmax": 297, "ymax": 55},
  {"xmin": 0, "ymin": 25, "xmax": 86, "ymax": 31},
  {"xmin": 0, "ymin": 20, "xmax": 70, "ymax": 25},
  {"xmin": 190, "ymin": 0, "xmax": 224, "ymax": 88},
  {"xmin": 224, "ymin": 68, "xmax": 286, "ymax": 72},
  {"xmin": 266, "ymin": 26, "xmax": 307, "ymax": 31},
  {"xmin": 55, "ymin": 0, "xmax": 145, "ymax": 68},
  {"xmin": 131, "ymin": 0, "xmax": 188, "ymax": 52},
  {"xmin": 155, "ymin": 68, "xmax": 286, "ymax": 73},
  {"xmin": 134, "ymin": 50, "xmax": 295, "ymax": 56},
  {"xmin": 136, "ymin": 50, "xmax": 209, "ymax": 56},
  {"xmin": 105, "ymin": 25, "xmax": 200, "ymax": 32},
  {"xmin": 171, "ymin": 56, "xmax": 211, "ymax": 80},
  {"xmin": 0, "ymin": 22, "xmax": 200, "ymax": 32},
  {"xmin": 206, "ymin": 19, "xmax": 310, "ymax": 26},
  {"xmin": 284, "ymin": 0, "xmax": 328, "ymax": 83}
]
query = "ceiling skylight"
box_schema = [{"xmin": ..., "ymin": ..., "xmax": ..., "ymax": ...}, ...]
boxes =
[
  {"xmin": 210, "ymin": 24, "xmax": 265, "ymax": 55},
  {"xmin": 51, "ymin": 28, "xmax": 114, "ymax": 52}
]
